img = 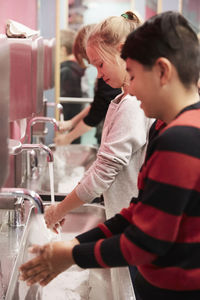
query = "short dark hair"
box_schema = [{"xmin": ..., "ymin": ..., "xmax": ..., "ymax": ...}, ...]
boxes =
[{"xmin": 121, "ymin": 11, "xmax": 200, "ymax": 87}]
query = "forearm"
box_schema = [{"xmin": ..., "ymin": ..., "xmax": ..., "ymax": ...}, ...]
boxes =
[
  {"xmin": 75, "ymin": 153, "xmax": 125, "ymax": 203},
  {"xmin": 76, "ymin": 213, "xmax": 131, "ymax": 243},
  {"xmin": 44, "ymin": 188, "xmax": 85, "ymax": 230},
  {"xmin": 66, "ymin": 119, "xmax": 92, "ymax": 144},
  {"xmin": 73, "ymin": 228, "xmax": 157, "ymax": 269},
  {"xmin": 56, "ymin": 188, "xmax": 85, "ymax": 219},
  {"xmin": 71, "ymin": 105, "xmax": 91, "ymax": 128}
]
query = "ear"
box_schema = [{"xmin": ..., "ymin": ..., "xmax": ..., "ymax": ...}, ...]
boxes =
[
  {"xmin": 60, "ymin": 45, "xmax": 68, "ymax": 57},
  {"xmin": 117, "ymin": 43, "xmax": 124, "ymax": 54},
  {"xmin": 155, "ymin": 57, "xmax": 172, "ymax": 86}
]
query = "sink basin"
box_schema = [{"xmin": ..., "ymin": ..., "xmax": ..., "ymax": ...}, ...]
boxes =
[
  {"xmin": 4, "ymin": 204, "xmax": 113, "ymax": 300},
  {"xmin": 13, "ymin": 144, "xmax": 135, "ymax": 299},
  {"xmin": 21, "ymin": 144, "xmax": 98, "ymax": 197},
  {"xmin": 4, "ymin": 203, "xmax": 135, "ymax": 300}
]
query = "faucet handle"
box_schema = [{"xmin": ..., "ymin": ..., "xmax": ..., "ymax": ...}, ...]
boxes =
[{"xmin": 8, "ymin": 139, "xmax": 22, "ymax": 155}]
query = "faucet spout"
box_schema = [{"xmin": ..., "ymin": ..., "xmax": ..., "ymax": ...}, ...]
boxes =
[
  {"xmin": 21, "ymin": 143, "xmax": 54, "ymax": 162},
  {"xmin": 46, "ymin": 102, "xmax": 64, "ymax": 121},
  {"xmin": 27, "ymin": 116, "xmax": 59, "ymax": 144},
  {"xmin": 0, "ymin": 188, "xmax": 44, "ymax": 213},
  {"xmin": 8, "ymin": 139, "xmax": 54, "ymax": 162}
]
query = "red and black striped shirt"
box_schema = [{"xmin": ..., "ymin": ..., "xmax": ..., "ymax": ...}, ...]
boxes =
[{"xmin": 73, "ymin": 102, "xmax": 200, "ymax": 298}]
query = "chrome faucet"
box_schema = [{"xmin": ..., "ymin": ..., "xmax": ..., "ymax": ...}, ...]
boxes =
[
  {"xmin": 9, "ymin": 139, "xmax": 54, "ymax": 179},
  {"xmin": 9, "ymin": 139, "xmax": 54, "ymax": 162},
  {"xmin": 0, "ymin": 188, "xmax": 43, "ymax": 226},
  {"xmin": 0, "ymin": 188, "xmax": 43, "ymax": 213},
  {"xmin": 22, "ymin": 143, "xmax": 54, "ymax": 178},
  {"xmin": 26, "ymin": 116, "xmax": 59, "ymax": 144},
  {"xmin": 21, "ymin": 143, "xmax": 54, "ymax": 162}
]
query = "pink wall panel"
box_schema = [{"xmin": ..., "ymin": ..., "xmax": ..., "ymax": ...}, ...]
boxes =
[{"xmin": 0, "ymin": 0, "xmax": 37, "ymax": 34}]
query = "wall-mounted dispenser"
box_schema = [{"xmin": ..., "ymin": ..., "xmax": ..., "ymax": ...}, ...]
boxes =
[
  {"xmin": 8, "ymin": 38, "xmax": 33, "ymax": 121},
  {"xmin": 8, "ymin": 36, "xmax": 44, "ymax": 121},
  {"xmin": 32, "ymin": 36, "xmax": 44, "ymax": 114},
  {"xmin": 0, "ymin": 36, "xmax": 9, "ymax": 187},
  {"xmin": 43, "ymin": 38, "xmax": 55, "ymax": 90}
]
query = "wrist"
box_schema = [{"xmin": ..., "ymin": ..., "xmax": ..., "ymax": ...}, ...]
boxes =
[
  {"xmin": 65, "ymin": 132, "xmax": 73, "ymax": 144},
  {"xmin": 70, "ymin": 238, "xmax": 80, "ymax": 247},
  {"xmin": 63, "ymin": 241, "xmax": 74, "ymax": 264},
  {"xmin": 56, "ymin": 201, "xmax": 67, "ymax": 221},
  {"xmin": 52, "ymin": 241, "xmax": 75, "ymax": 269},
  {"xmin": 71, "ymin": 117, "xmax": 77, "ymax": 129}
]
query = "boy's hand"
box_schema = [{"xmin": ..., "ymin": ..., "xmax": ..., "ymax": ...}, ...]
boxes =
[{"xmin": 19, "ymin": 239, "xmax": 79, "ymax": 286}]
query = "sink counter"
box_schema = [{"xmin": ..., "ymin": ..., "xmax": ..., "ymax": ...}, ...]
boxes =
[
  {"xmin": 7, "ymin": 144, "xmax": 135, "ymax": 300},
  {"xmin": 3, "ymin": 204, "xmax": 135, "ymax": 300},
  {"xmin": 3, "ymin": 204, "xmax": 113, "ymax": 300}
]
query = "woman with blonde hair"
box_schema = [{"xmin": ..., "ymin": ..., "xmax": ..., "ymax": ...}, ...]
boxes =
[{"xmin": 46, "ymin": 11, "xmax": 152, "ymax": 222}]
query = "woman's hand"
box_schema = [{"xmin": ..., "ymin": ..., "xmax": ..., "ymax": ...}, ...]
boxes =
[
  {"xmin": 44, "ymin": 204, "xmax": 65, "ymax": 233},
  {"xmin": 58, "ymin": 120, "xmax": 73, "ymax": 132},
  {"xmin": 45, "ymin": 190, "xmax": 84, "ymax": 233},
  {"xmin": 19, "ymin": 239, "xmax": 79, "ymax": 286}
]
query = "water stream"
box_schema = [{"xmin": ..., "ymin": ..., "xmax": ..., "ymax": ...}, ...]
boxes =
[
  {"xmin": 48, "ymin": 162, "xmax": 55, "ymax": 204},
  {"xmin": 48, "ymin": 161, "xmax": 62, "ymax": 240}
]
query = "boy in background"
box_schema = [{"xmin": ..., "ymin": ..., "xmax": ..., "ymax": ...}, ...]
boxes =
[{"xmin": 60, "ymin": 29, "xmax": 85, "ymax": 143}]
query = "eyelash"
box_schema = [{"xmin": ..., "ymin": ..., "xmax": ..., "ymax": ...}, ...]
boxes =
[{"xmin": 99, "ymin": 63, "xmax": 103, "ymax": 68}]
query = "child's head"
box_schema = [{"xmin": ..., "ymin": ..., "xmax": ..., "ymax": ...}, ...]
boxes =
[
  {"xmin": 122, "ymin": 11, "xmax": 200, "ymax": 88},
  {"xmin": 73, "ymin": 24, "xmax": 96, "ymax": 69},
  {"xmin": 60, "ymin": 29, "xmax": 76, "ymax": 62},
  {"xmin": 121, "ymin": 11, "xmax": 200, "ymax": 120},
  {"xmin": 86, "ymin": 11, "xmax": 141, "ymax": 89}
]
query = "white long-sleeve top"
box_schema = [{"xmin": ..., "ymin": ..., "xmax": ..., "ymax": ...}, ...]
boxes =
[{"xmin": 75, "ymin": 93, "xmax": 153, "ymax": 218}]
